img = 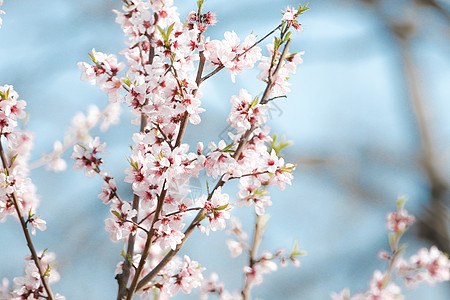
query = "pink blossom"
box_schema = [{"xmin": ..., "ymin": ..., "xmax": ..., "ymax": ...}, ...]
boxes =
[
  {"xmin": 200, "ymin": 272, "xmax": 225, "ymax": 299},
  {"xmin": 29, "ymin": 215, "xmax": 47, "ymax": 236},
  {"xmin": 43, "ymin": 141, "xmax": 67, "ymax": 172},
  {"xmin": 226, "ymin": 217, "xmax": 248, "ymax": 240},
  {"xmin": 367, "ymin": 270, "xmax": 403, "ymax": 299},
  {"xmin": 202, "ymin": 187, "xmax": 231, "ymax": 232},
  {"xmin": 243, "ymin": 251, "xmax": 278, "ymax": 289},
  {"xmin": 0, "ymin": 278, "xmax": 9, "ymax": 299},
  {"xmin": 11, "ymin": 252, "xmax": 62, "ymax": 299},
  {"xmin": 386, "ymin": 208, "xmax": 415, "ymax": 232},
  {"xmin": 71, "ymin": 137, "xmax": 106, "ymax": 177},
  {"xmin": 98, "ymin": 172, "xmax": 117, "ymax": 204},
  {"xmin": 100, "ymin": 102, "xmax": 121, "ymax": 131},
  {"xmin": 205, "ymin": 140, "xmax": 236, "ymax": 179},
  {"xmin": 175, "ymin": 255, "xmax": 205, "ymax": 294},
  {"xmin": 257, "ymin": 45, "xmax": 304, "ymax": 98},
  {"xmin": 204, "ymin": 32, "xmax": 262, "ymax": 82},
  {"xmin": 227, "ymin": 89, "xmax": 269, "ymax": 134},
  {"xmin": 330, "ymin": 289, "xmax": 351, "ymax": 300},
  {"xmin": 226, "ymin": 239, "xmax": 244, "ymax": 257},
  {"xmin": 105, "ymin": 201, "xmax": 137, "ymax": 242},
  {"xmin": 399, "ymin": 246, "xmax": 450, "ymax": 286},
  {"xmin": 155, "ymin": 226, "xmax": 185, "ymax": 250},
  {"xmin": 281, "ymin": 6, "xmax": 302, "ymax": 31}
]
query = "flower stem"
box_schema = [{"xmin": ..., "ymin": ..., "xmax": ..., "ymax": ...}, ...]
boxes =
[{"xmin": 0, "ymin": 138, "xmax": 55, "ymax": 300}]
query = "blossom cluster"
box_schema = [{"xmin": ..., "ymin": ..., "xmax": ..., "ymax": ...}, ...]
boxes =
[
  {"xmin": 0, "ymin": 86, "xmax": 38, "ymax": 222},
  {"xmin": 73, "ymin": 0, "xmax": 306, "ymax": 298},
  {"xmin": 0, "ymin": 252, "xmax": 65, "ymax": 300},
  {"xmin": 281, "ymin": 6, "xmax": 304, "ymax": 32},
  {"xmin": 0, "ymin": 85, "xmax": 63, "ymax": 298},
  {"xmin": 331, "ymin": 198, "xmax": 450, "ymax": 300},
  {"xmin": 39, "ymin": 103, "xmax": 121, "ymax": 173}
]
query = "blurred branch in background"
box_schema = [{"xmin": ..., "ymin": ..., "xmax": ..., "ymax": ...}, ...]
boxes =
[
  {"xmin": 360, "ymin": 0, "xmax": 450, "ymax": 254},
  {"xmin": 415, "ymin": 0, "xmax": 450, "ymax": 23}
]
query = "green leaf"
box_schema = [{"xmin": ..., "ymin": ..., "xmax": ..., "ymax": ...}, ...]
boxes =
[
  {"xmin": 388, "ymin": 232, "xmax": 396, "ymax": 251},
  {"xmin": 42, "ymin": 248, "xmax": 49, "ymax": 258},
  {"xmin": 88, "ymin": 52, "xmax": 98, "ymax": 64},
  {"xmin": 77, "ymin": 143, "xmax": 87, "ymax": 151},
  {"xmin": 298, "ymin": 4, "xmax": 310, "ymax": 15},
  {"xmin": 270, "ymin": 133, "xmax": 293, "ymax": 156},
  {"xmin": 43, "ymin": 265, "xmax": 51, "ymax": 277},
  {"xmin": 198, "ymin": 209, "xmax": 206, "ymax": 222},
  {"xmin": 167, "ymin": 22, "xmax": 175, "ymax": 38},
  {"xmin": 274, "ymin": 37, "xmax": 282, "ymax": 49},
  {"xmin": 254, "ymin": 188, "xmax": 269, "ymax": 197},
  {"xmin": 250, "ymin": 97, "xmax": 259, "ymax": 109},
  {"xmin": 290, "ymin": 239, "xmax": 307, "ymax": 256},
  {"xmin": 396, "ymin": 196, "xmax": 407, "ymax": 211},
  {"xmin": 157, "ymin": 150, "xmax": 164, "ymax": 160},
  {"xmin": 27, "ymin": 210, "xmax": 35, "ymax": 220},
  {"xmin": 157, "ymin": 25, "xmax": 167, "ymax": 42},
  {"xmin": 122, "ymin": 77, "xmax": 132, "ymax": 87},
  {"xmin": 112, "ymin": 210, "xmax": 123, "ymax": 220},
  {"xmin": 10, "ymin": 154, "xmax": 18, "ymax": 166},
  {"xmin": 127, "ymin": 254, "xmax": 134, "ymax": 265},
  {"xmin": 126, "ymin": 156, "xmax": 139, "ymax": 171},
  {"xmin": 120, "ymin": 248, "xmax": 133, "ymax": 265},
  {"xmin": 221, "ymin": 141, "xmax": 235, "ymax": 152},
  {"xmin": 396, "ymin": 243, "xmax": 407, "ymax": 256},
  {"xmin": 216, "ymin": 203, "xmax": 228, "ymax": 211},
  {"xmin": 197, "ymin": 0, "xmax": 205, "ymax": 10},
  {"xmin": 284, "ymin": 31, "xmax": 292, "ymax": 42}
]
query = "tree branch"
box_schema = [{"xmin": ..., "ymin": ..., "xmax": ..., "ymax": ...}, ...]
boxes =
[{"xmin": 0, "ymin": 139, "xmax": 55, "ymax": 300}]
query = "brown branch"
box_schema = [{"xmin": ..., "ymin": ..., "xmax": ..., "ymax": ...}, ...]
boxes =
[
  {"xmin": 116, "ymin": 26, "xmax": 157, "ymax": 298},
  {"xmin": 126, "ymin": 183, "xmax": 167, "ymax": 300},
  {"xmin": 128, "ymin": 16, "xmax": 290, "ymax": 296},
  {"xmin": 242, "ymin": 214, "xmax": 264, "ymax": 300},
  {"xmin": 367, "ymin": 0, "xmax": 450, "ymax": 254},
  {"xmin": 0, "ymin": 139, "xmax": 55, "ymax": 300},
  {"xmin": 135, "ymin": 122, "xmax": 256, "ymax": 291},
  {"xmin": 260, "ymin": 39, "xmax": 291, "ymax": 105},
  {"xmin": 398, "ymin": 40, "xmax": 450, "ymax": 254},
  {"xmin": 174, "ymin": 50, "xmax": 206, "ymax": 149}
]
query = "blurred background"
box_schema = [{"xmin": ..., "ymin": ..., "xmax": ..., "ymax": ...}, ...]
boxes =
[{"xmin": 0, "ymin": 0, "xmax": 449, "ymax": 299}]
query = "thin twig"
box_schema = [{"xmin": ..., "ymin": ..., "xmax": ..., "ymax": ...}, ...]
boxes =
[
  {"xmin": 260, "ymin": 39, "xmax": 291, "ymax": 104},
  {"xmin": 131, "ymin": 18, "xmax": 289, "ymax": 297},
  {"xmin": 117, "ymin": 25, "xmax": 158, "ymax": 298},
  {"xmin": 242, "ymin": 214, "xmax": 264, "ymax": 300},
  {"xmin": 0, "ymin": 139, "xmax": 55, "ymax": 300},
  {"xmin": 126, "ymin": 183, "xmax": 167, "ymax": 300},
  {"xmin": 135, "ymin": 122, "xmax": 256, "ymax": 291},
  {"xmin": 200, "ymin": 23, "xmax": 283, "ymax": 84}
]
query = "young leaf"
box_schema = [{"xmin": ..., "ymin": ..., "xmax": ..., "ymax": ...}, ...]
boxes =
[
  {"xmin": 197, "ymin": 0, "xmax": 205, "ymax": 10},
  {"xmin": 112, "ymin": 210, "xmax": 123, "ymax": 220},
  {"xmin": 167, "ymin": 22, "xmax": 175, "ymax": 38},
  {"xmin": 216, "ymin": 203, "xmax": 228, "ymax": 211},
  {"xmin": 88, "ymin": 52, "xmax": 98, "ymax": 64},
  {"xmin": 284, "ymin": 31, "xmax": 292, "ymax": 42},
  {"xmin": 10, "ymin": 154, "xmax": 18, "ymax": 166},
  {"xmin": 221, "ymin": 141, "xmax": 235, "ymax": 152},
  {"xmin": 157, "ymin": 25, "xmax": 167, "ymax": 42}
]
